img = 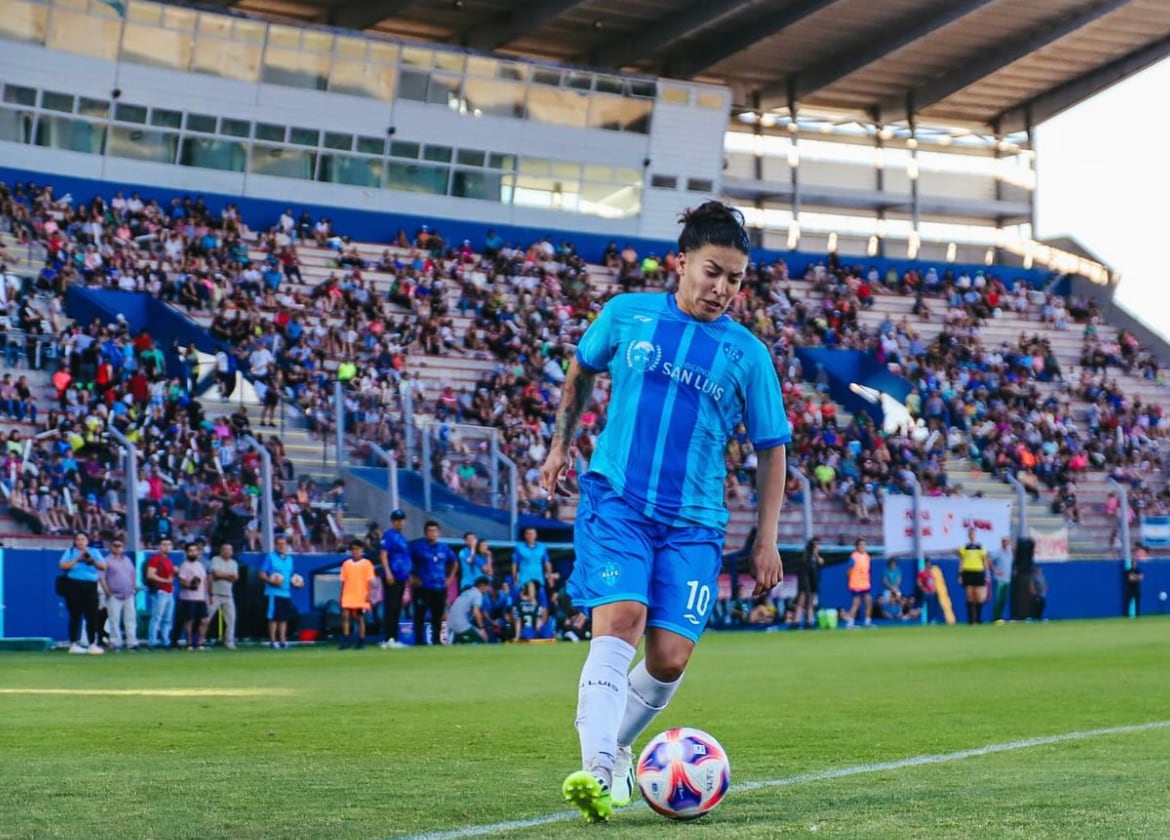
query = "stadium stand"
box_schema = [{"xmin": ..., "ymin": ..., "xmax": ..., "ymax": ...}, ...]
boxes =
[{"xmin": 5, "ymin": 177, "xmax": 1167, "ymax": 561}]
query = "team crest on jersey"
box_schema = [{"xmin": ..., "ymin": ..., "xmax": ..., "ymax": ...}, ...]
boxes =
[
  {"xmin": 722, "ymin": 343, "xmax": 743, "ymax": 363},
  {"xmin": 625, "ymin": 340, "xmax": 662, "ymax": 372},
  {"xmin": 600, "ymin": 562, "xmax": 621, "ymax": 587}
]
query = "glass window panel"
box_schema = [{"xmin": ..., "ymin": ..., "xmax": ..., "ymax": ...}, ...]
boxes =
[
  {"xmin": 221, "ymin": 118, "xmax": 250, "ymax": 138},
  {"xmin": 122, "ymin": 24, "xmax": 193, "ymax": 70},
  {"xmin": 234, "ymin": 19, "xmax": 264, "ymax": 43},
  {"xmin": 527, "ymin": 87, "xmax": 588, "ymax": 129},
  {"xmin": 583, "ymin": 164, "xmax": 612, "ymax": 182},
  {"xmin": 192, "ymin": 37, "xmax": 260, "ymax": 82},
  {"xmin": 128, "ymin": 1, "xmax": 162, "ymax": 24},
  {"xmin": 519, "ymin": 157, "xmax": 549, "ymax": 175},
  {"xmin": 186, "ymin": 113, "xmax": 217, "ymax": 133},
  {"xmin": 499, "ymin": 174, "xmax": 515, "ymax": 204},
  {"xmin": 595, "ymin": 75, "xmax": 623, "ymax": 95},
  {"xmin": 532, "ymin": 68, "xmax": 561, "ymax": 86},
  {"xmin": 249, "ymin": 144, "xmax": 316, "ymax": 180},
  {"xmin": 433, "ymin": 51, "xmax": 464, "ymax": 73},
  {"xmin": 46, "ymin": 9, "xmax": 119, "ymax": 60},
  {"xmin": 151, "ymin": 109, "xmax": 182, "ymax": 129},
  {"xmin": 330, "ymin": 60, "xmax": 396, "ymax": 100},
  {"xmin": 580, "ymin": 181, "xmax": 640, "ymax": 218},
  {"xmin": 3, "ymin": 86, "xmax": 36, "ymax": 107},
  {"xmin": 588, "ymin": 93, "xmax": 652, "ymax": 133},
  {"xmin": 650, "ymin": 174, "xmax": 677, "ymax": 189},
  {"xmin": 324, "ymin": 132, "xmax": 353, "ymax": 151},
  {"xmin": 42, "ymin": 91, "xmax": 74, "ymax": 114},
  {"xmin": 0, "ymin": 0, "xmax": 48, "ymax": 44},
  {"xmin": 397, "ymin": 70, "xmax": 429, "ymax": 102},
  {"xmin": 179, "ymin": 137, "xmax": 245, "ymax": 172},
  {"xmin": 356, "ymin": 136, "xmax": 384, "ymax": 155},
  {"xmin": 302, "ymin": 31, "xmax": 333, "ymax": 53},
  {"xmin": 335, "ymin": 36, "xmax": 366, "ymax": 58},
  {"xmin": 255, "ymin": 122, "xmax": 285, "ymax": 142},
  {"xmin": 696, "ymin": 91, "xmax": 725, "ymax": 110},
  {"xmin": 78, "ymin": 98, "xmax": 109, "ymax": 119},
  {"xmin": 427, "ymin": 73, "xmax": 461, "ymax": 108},
  {"xmin": 551, "ymin": 161, "xmax": 581, "ymax": 180},
  {"xmin": 108, "ymin": 126, "xmax": 178, "ymax": 163},
  {"xmin": 423, "ymin": 145, "xmax": 452, "ymax": 163},
  {"xmin": 456, "ymin": 149, "xmax": 485, "ymax": 167},
  {"xmin": 687, "ymin": 178, "xmax": 714, "ymax": 192},
  {"xmin": 614, "ymin": 167, "xmax": 641, "ymax": 184},
  {"xmin": 660, "ymin": 85, "xmax": 689, "ymax": 105},
  {"xmin": 401, "ymin": 46, "xmax": 433, "ymax": 67},
  {"xmin": 451, "ymin": 169, "xmax": 503, "ymax": 202},
  {"xmin": 566, "ymin": 71, "xmax": 593, "ymax": 91},
  {"xmin": 162, "ymin": 6, "xmax": 196, "ymax": 31},
  {"xmin": 390, "ymin": 141, "xmax": 419, "ymax": 159},
  {"xmin": 385, "ymin": 162, "xmax": 448, "ymax": 195},
  {"xmin": 488, "ymin": 153, "xmax": 515, "ymax": 171},
  {"xmin": 115, "ymin": 103, "xmax": 148, "ymax": 124},
  {"xmin": 462, "ymin": 77, "xmax": 526, "ymax": 119},
  {"xmin": 318, "ymin": 154, "xmax": 383, "ymax": 188},
  {"xmin": 268, "ymin": 24, "xmax": 300, "ymax": 48},
  {"xmin": 0, "ymin": 108, "xmax": 36, "ymax": 144},
  {"xmin": 466, "ymin": 56, "xmax": 498, "ymax": 78},
  {"xmin": 627, "ymin": 79, "xmax": 655, "ymax": 98},
  {"xmin": 368, "ymin": 41, "xmax": 398, "ymax": 64},
  {"xmin": 289, "ymin": 127, "xmax": 320, "ymax": 147},
  {"xmin": 498, "ymin": 61, "xmax": 529, "ymax": 82},
  {"xmin": 198, "ymin": 13, "xmax": 232, "ymax": 36},
  {"xmin": 514, "ymin": 175, "xmax": 579, "ymax": 211},
  {"xmin": 263, "ymin": 48, "xmax": 330, "ymax": 91}
]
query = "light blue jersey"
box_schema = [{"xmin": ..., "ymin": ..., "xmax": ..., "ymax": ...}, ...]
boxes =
[{"xmin": 576, "ymin": 293, "xmax": 790, "ymax": 530}]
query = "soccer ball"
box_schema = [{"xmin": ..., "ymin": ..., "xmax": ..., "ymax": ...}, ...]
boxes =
[
  {"xmin": 269, "ymin": 573, "xmax": 284, "ymax": 587},
  {"xmin": 290, "ymin": 573, "xmax": 304, "ymax": 588},
  {"xmin": 636, "ymin": 727, "xmax": 730, "ymax": 820}
]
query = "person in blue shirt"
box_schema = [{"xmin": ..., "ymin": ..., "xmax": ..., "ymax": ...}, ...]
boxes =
[
  {"xmin": 513, "ymin": 526, "xmax": 551, "ymax": 601},
  {"xmin": 378, "ymin": 509, "xmax": 411, "ymax": 649},
  {"xmin": 458, "ymin": 531, "xmax": 489, "ymax": 592},
  {"xmin": 258, "ymin": 535, "xmax": 303, "ymax": 649},
  {"xmin": 541, "ymin": 202, "xmax": 791, "ymax": 821},
  {"xmin": 59, "ymin": 531, "xmax": 107, "ymax": 654},
  {"xmin": 409, "ymin": 520, "xmax": 457, "ymax": 647}
]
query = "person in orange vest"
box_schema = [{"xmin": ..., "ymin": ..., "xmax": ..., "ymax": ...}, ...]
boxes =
[{"xmin": 843, "ymin": 537, "xmax": 873, "ymax": 629}]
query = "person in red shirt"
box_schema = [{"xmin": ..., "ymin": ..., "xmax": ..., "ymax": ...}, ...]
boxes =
[{"xmin": 145, "ymin": 537, "xmax": 176, "ymax": 648}]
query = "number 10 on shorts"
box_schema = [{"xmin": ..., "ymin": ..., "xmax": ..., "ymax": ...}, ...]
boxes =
[{"xmin": 685, "ymin": 580, "xmax": 711, "ymax": 615}]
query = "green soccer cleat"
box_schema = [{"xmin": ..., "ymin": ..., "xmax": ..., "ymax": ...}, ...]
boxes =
[{"xmin": 562, "ymin": 770, "xmax": 614, "ymax": 823}]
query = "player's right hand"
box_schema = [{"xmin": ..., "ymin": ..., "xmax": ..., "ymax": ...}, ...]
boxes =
[
  {"xmin": 751, "ymin": 542, "xmax": 783, "ymax": 597},
  {"xmin": 539, "ymin": 449, "xmax": 569, "ymax": 497}
]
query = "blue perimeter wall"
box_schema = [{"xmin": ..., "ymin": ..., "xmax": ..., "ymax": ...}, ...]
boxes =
[
  {"xmin": 0, "ymin": 164, "xmax": 1054, "ymax": 285},
  {"xmin": 4, "ymin": 548, "xmax": 1166, "ymax": 640}
]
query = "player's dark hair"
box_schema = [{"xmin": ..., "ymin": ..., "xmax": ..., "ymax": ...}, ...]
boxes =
[
  {"xmin": 677, "ymin": 201, "xmax": 750, "ymax": 255},
  {"xmin": 424, "ymin": 519, "xmax": 441, "ymax": 530}
]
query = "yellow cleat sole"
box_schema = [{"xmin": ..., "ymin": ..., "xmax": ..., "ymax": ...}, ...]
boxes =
[{"xmin": 562, "ymin": 770, "xmax": 614, "ymax": 823}]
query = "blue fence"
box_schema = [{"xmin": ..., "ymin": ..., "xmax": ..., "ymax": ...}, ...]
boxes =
[{"xmin": 3, "ymin": 547, "xmax": 1167, "ymax": 640}]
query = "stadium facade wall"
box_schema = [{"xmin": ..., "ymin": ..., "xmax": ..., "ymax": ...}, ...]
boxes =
[{"xmin": 4, "ymin": 548, "xmax": 1166, "ymax": 640}]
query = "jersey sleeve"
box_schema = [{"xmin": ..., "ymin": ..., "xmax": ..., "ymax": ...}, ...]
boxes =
[
  {"xmin": 575, "ymin": 302, "xmax": 619, "ymax": 373},
  {"xmin": 742, "ymin": 341, "xmax": 792, "ymax": 450}
]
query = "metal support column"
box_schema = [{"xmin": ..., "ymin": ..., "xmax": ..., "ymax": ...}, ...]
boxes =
[
  {"xmin": 498, "ymin": 453, "xmax": 519, "ymax": 540},
  {"xmin": 1109, "ymin": 478, "xmax": 1132, "ymax": 571},
  {"xmin": 421, "ymin": 421, "xmax": 432, "ymax": 513},
  {"xmin": 333, "ymin": 379, "xmax": 345, "ymax": 469},
  {"xmin": 787, "ymin": 464, "xmax": 813, "ymax": 546},
  {"xmin": 1005, "ymin": 471, "xmax": 1029, "ymax": 542},
  {"xmin": 367, "ymin": 442, "xmax": 400, "ymax": 517},
  {"xmin": 107, "ymin": 426, "xmax": 141, "ymax": 552},
  {"xmin": 243, "ymin": 435, "xmax": 274, "ymax": 554},
  {"xmin": 489, "ymin": 430, "xmax": 500, "ymax": 506}
]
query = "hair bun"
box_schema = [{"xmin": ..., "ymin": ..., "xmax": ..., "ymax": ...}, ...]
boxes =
[
  {"xmin": 679, "ymin": 201, "xmax": 745, "ymax": 229},
  {"xmin": 677, "ymin": 201, "xmax": 750, "ymax": 255}
]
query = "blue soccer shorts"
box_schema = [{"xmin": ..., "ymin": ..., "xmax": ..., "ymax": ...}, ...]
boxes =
[{"xmin": 567, "ymin": 474, "xmax": 724, "ymax": 644}]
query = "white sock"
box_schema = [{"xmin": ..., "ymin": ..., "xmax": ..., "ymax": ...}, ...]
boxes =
[
  {"xmin": 616, "ymin": 660, "xmax": 683, "ymax": 749},
  {"xmin": 575, "ymin": 635, "xmax": 637, "ymax": 787}
]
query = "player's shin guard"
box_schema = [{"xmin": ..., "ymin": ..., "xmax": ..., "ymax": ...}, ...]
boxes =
[
  {"xmin": 616, "ymin": 660, "xmax": 683, "ymax": 749},
  {"xmin": 575, "ymin": 635, "xmax": 636, "ymax": 786}
]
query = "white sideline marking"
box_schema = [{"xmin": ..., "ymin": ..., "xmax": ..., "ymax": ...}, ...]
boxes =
[
  {"xmin": 389, "ymin": 720, "xmax": 1170, "ymax": 840},
  {"xmin": 0, "ymin": 688, "xmax": 292, "ymax": 697}
]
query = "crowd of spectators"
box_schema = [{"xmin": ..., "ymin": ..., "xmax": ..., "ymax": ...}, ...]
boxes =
[{"xmin": 4, "ymin": 176, "xmax": 1170, "ymax": 555}]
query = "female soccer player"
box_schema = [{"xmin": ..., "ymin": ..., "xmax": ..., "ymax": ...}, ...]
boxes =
[{"xmin": 541, "ymin": 202, "xmax": 791, "ymax": 822}]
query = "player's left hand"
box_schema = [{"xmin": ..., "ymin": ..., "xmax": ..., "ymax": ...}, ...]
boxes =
[
  {"xmin": 751, "ymin": 541, "xmax": 782, "ymax": 597},
  {"xmin": 539, "ymin": 448, "xmax": 570, "ymax": 497}
]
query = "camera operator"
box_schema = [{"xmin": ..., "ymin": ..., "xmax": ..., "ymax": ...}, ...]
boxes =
[{"xmin": 58, "ymin": 531, "xmax": 107, "ymax": 654}]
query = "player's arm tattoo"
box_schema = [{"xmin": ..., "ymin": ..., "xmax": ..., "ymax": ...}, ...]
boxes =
[{"xmin": 552, "ymin": 361, "xmax": 596, "ymax": 452}]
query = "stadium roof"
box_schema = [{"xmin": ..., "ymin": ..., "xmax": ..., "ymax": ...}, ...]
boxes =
[{"xmin": 221, "ymin": 0, "xmax": 1170, "ymax": 131}]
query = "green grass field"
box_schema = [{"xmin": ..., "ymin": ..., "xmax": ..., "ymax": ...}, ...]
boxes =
[{"xmin": 2, "ymin": 620, "xmax": 1169, "ymax": 840}]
